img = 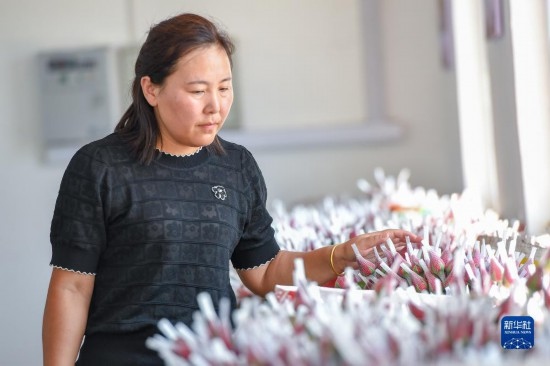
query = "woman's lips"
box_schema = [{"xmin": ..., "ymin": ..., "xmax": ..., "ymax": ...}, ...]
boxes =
[{"xmin": 198, "ymin": 122, "xmax": 218, "ymax": 132}]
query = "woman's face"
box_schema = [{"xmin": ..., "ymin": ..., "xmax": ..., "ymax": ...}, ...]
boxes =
[{"xmin": 142, "ymin": 45, "xmax": 233, "ymax": 154}]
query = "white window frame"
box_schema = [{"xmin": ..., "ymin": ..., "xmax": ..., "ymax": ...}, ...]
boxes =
[{"xmin": 220, "ymin": 1, "xmax": 403, "ymax": 150}]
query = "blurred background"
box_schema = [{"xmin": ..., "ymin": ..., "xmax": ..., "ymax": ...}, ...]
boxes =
[{"xmin": 1, "ymin": 0, "xmax": 549, "ymax": 364}]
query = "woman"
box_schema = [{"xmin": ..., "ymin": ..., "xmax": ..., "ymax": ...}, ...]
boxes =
[{"xmin": 42, "ymin": 13, "xmax": 421, "ymax": 365}]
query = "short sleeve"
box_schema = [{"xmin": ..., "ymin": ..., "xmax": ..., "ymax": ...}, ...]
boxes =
[
  {"xmin": 49, "ymin": 147, "xmax": 109, "ymax": 274},
  {"xmin": 231, "ymin": 149, "xmax": 280, "ymax": 270}
]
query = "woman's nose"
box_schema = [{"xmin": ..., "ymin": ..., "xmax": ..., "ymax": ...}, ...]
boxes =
[{"xmin": 205, "ymin": 92, "xmax": 220, "ymax": 114}]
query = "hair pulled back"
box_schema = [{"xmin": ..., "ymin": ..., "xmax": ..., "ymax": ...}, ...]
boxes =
[{"xmin": 115, "ymin": 13, "xmax": 234, "ymax": 164}]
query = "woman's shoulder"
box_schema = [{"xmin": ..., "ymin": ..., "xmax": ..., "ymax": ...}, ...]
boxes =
[
  {"xmin": 74, "ymin": 133, "xmax": 133, "ymax": 166},
  {"xmin": 217, "ymin": 136, "xmax": 245, "ymax": 152},
  {"xmin": 216, "ymin": 136, "xmax": 254, "ymax": 161},
  {"xmin": 215, "ymin": 137, "xmax": 264, "ymax": 180}
]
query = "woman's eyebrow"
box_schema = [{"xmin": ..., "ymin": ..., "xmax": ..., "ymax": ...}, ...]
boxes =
[{"xmin": 186, "ymin": 76, "xmax": 232, "ymax": 85}]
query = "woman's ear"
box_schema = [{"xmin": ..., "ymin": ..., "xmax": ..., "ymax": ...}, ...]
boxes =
[{"xmin": 141, "ymin": 76, "xmax": 159, "ymax": 107}]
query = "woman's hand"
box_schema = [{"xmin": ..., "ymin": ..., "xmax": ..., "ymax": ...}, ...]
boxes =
[
  {"xmin": 238, "ymin": 229, "xmax": 423, "ymax": 297},
  {"xmin": 332, "ymin": 229, "xmax": 423, "ymax": 275}
]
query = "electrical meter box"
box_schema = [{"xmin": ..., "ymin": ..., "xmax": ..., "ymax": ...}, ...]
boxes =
[{"xmin": 37, "ymin": 46, "xmax": 119, "ymax": 162}]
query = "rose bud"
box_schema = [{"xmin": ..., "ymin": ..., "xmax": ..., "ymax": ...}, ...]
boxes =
[
  {"xmin": 401, "ymin": 263, "xmax": 428, "ymax": 292},
  {"xmin": 407, "ymin": 253, "xmax": 423, "ymax": 275},
  {"xmin": 408, "ymin": 301, "xmax": 426, "ymax": 322},
  {"xmin": 374, "ymin": 247, "xmax": 385, "ymax": 267},
  {"xmin": 489, "ymin": 256, "xmax": 504, "ymax": 283},
  {"xmin": 381, "ymin": 245, "xmax": 394, "ymax": 267},
  {"xmin": 387, "ymin": 332, "xmax": 400, "ymax": 359},
  {"xmin": 447, "ymin": 314, "xmax": 474, "ymax": 344},
  {"xmin": 393, "ymin": 253, "xmax": 407, "ymax": 277},
  {"xmin": 334, "ymin": 274, "xmax": 349, "ymax": 289},
  {"xmin": 464, "ymin": 263, "xmax": 476, "ymax": 286},
  {"xmin": 479, "ymin": 266, "xmax": 492, "ymax": 294},
  {"xmin": 503, "ymin": 257, "xmax": 518, "ymax": 287},
  {"xmin": 351, "ymin": 243, "xmax": 376, "ymax": 277},
  {"xmin": 441, "ymin": 248, "xmax": 453, "ymax": 266},
  {"xmin": 419, "ymin": 259, "xmax": 439, "ymax": 293},
  {"xmin": 428, "ymin": 249, "xmax": 446, "ymax": 281},
  {"xmin": 472, "ymin": 242, "xmax": 481, "ymax": 268},
  {"xmin": 172, "ymin": 338, "xmax": 192, "ymax": 359}
]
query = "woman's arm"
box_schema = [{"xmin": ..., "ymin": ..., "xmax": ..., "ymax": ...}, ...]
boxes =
[
  {"xmin": 237, "ymin": 229, "xmax": 422, "ymax": 297},
  {"xmin": 42, "ymin": 268, "xmax": 95, "ymax": 366}
]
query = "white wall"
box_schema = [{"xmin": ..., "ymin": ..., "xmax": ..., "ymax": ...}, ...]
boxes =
[
  {"xmin": 0, "ymin": 0, "xmax": 462, "ymax": 364},
  {"xmin": 248, "ymin": 0, "xmax": 464, "ymax": 206}
]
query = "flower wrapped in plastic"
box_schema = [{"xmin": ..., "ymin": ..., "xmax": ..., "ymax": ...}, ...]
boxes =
[{"xmin": 148, "ymin": 256, "xmax": 550, "ymax": 365}]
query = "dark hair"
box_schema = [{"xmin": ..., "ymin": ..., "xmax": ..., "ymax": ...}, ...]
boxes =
[{"xmin": 115, "ymin": 13, "xmax": 234, "ymax": 164}]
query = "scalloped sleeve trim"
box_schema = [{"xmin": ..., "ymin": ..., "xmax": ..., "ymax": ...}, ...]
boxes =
[
  {"xmin": 234, "ymin": 254, "xmax": 277, "ymax": 271},
  {"xmin": 50, "ymin": 264, "xmax": 96, "ymax": 276}
]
